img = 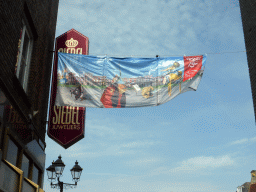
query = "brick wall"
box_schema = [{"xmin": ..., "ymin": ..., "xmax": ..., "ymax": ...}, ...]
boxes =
[{"xmin": 0, "ymin": 0, "xmax": 59, "ymax": 141}]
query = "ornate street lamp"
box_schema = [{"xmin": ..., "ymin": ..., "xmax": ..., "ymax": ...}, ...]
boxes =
[
  {"xmin": 52, "ymin": 155, "xmax": 65, "ymax": 177},
  {"xmin": 46, "ymin": 162, "xmax": 56, "ymax": 182},
  {"xmin": 70, "ymin": 160, "xmax": 83, "ymax": 184},
  {"xmin": 46, "ymin": 155, "xmax": 83, "ymax": 192}
]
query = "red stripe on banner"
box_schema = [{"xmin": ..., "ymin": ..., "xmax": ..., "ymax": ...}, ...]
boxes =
[{"xmin": 183, "ymin": 55, "xmax": 203, "ymax": 82}]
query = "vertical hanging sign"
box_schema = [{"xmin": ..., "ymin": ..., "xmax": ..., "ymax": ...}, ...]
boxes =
[{"xmin": 48, "ymin": 28, "xmax": 89, "ymax": 149}]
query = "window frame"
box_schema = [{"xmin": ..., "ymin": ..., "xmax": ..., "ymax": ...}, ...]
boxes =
[
  {"xmin": 2, "ymin": 128, "xmax": 43, "ymax": 188},
  {"xmin": 5, "ymin": 136, "xmax": 19, "ymax": 167},
  {"xmin": 32, "ymin": 163, "xmax": 40, "ymax": 185},
  {"xmin": 21, "ymin": 152, "xmax": 30, "ymax": 179},
  {"xmin": 16, "ymin": 18, "xmax": 33, "ymax": 93}
]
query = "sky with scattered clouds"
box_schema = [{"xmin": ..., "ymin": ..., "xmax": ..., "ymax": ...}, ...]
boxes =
[{"xmin": 43, "ymin": 0, "xmax": 256, "ymax": 191}]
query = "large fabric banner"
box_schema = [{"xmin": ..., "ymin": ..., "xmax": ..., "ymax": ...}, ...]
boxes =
[{"xmin": 55, "ymin": 52, "xmax": 206, "ymax": 108}]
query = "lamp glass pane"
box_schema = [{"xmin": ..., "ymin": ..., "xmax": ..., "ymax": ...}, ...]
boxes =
[
  {"xmin": 47, "ymin": 170, "xmax": 51, "ymax": 179},
  {"xmin": 55, "ymin": 166, "xmax": 65, "ymax": 175},
  {"xmin": 75, "ymin": 171, "xmax": 79, "ymax": 178},
  {"xmin": 47, "ymin": 169, "xmax": 56, "ymax": 180},
  {"xmin": 55, "ymin": 166, "xmax": 61, "ymax": 174}
]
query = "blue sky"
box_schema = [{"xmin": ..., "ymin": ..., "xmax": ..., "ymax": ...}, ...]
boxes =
[{"xmin": 43, "ymin": 0, "xmax": 256, "ymax": 191}]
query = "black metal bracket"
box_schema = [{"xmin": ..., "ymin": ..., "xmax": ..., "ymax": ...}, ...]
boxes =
[{"xmin": 50, "ymin": 180, "xmax": 78, "ymax": 190}]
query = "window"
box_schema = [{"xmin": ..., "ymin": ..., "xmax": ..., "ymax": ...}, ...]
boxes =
[
  {"xmin": 38, "ymin": 138, "xmax": 45, "ymax": 150},
  {"xmin": 6, "ymin": 138, "xmax": 19, "ymax": 166},
  {"xmin": 0, "ymin": 161, "xmax": 19, "ymax": 192},
  {"xmin": 16, "ymin": 19, "xmax": 33, "ymax": 92},
  {"xmin": 21, "ymin": 154, "xmax": 29, "ymax": 178},
  {"xmin": 32, "ymin": 164, "xmax": 39, "ymax": 185},
  {"xmin": 22, "ymin": 179, "xmax": 36, "ymax": 192}
]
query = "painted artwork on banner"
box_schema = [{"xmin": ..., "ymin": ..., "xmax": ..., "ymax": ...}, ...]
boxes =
[
  {"xmin": 48, "ymin": 28, "xmax": 88, "ymax": 149},
  {"xmin": 55, "ymin": 53, "xmax": 206, "ymax": 108}
]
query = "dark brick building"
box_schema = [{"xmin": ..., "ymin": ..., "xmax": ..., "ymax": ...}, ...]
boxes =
[
  {"xmin": 0, "ymin": 0, "xmax": 59, "ymax": 191},
  {"xmin": 239, "ymin": 0, "xmax": 256, "ymax": 122}
]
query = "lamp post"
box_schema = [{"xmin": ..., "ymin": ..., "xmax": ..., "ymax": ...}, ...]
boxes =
[{"xmin": 46, "ymin": 155, "xmax": 83, "ymax": 192}]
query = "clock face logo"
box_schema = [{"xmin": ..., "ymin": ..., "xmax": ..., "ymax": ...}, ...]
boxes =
[{"xmin": 253, "ymin": 173, "xmax": 256, "ymax": 177}]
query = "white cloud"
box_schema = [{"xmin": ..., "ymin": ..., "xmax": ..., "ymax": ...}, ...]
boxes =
[
  {"xmin": 227, "ymin": 136, "xmax": 256, "ymax": 146},
  {"xmin": 229, "ymin": 138, "xmax": 249, "ymax": 145},
  {"xmin": 250, "ymin": 137, "xmax": 256, "ymax": 143},
  {"xmin": 55, "ymin": 0, "xmax": 244, "ymax": 59},
  {"xmin": 44, "ymin": 175, "xmax": 232, "ymax": 192},
  {"xmin": 85, "ymin": 117, "xmax": 137, "ymax": 140},
  {"xmin": 179, "ymin": 155, "xmax": 234, "ymax": 169},
  {"xmin": 67, "ymin": 149, "xmax": 136, "ymax": 158},
  {"xmin": 126, "ymin": 157, "xmax": 162, "ymax": 167},
  {"xmin": 66, "ymin": 144, "xmax": 137, "ymax": 158},
  {"xmin": 148, "ymin": 155, "xmax": 235, "ymax": 177},
  {"xmin": 56, "ymin": 0, "xmax": 209, "ymax": 56},
  {"xmin": 152, "ymin": 155, "xmax": 236, "ymax": 174},
  {"xmin": 65, "ymin": 140, "xmax": 161, "ymax": 158},
  {"xmin": 121, "ymin": 141, "xmax": 160, "ymax": 148}
]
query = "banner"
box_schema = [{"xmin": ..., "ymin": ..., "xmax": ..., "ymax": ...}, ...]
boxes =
[
  {"xmin": 55, "ymin": 53, "xmax": 206, "ymax": 108},
  {"xmin": 48, "ymin": 28, "xmax": 88, "ymax": 149}
]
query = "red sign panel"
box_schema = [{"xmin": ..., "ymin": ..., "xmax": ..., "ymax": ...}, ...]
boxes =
[
  {"xmin": 48, "ymin": 28, "xmax": 89, "ymax": 149},
  {"xmin": 183, "ymin": 55, "xmax": 203, "ymax": 82}
]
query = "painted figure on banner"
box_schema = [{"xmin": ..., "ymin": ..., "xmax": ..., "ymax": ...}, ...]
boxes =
[
  {"xmin": 70, "ymin": 85, "xmax": 86, "ymax": 101},
  {"xmin": 161, "ymin": 61, "xmax": 183, "ymax": 96},
  {"xmin": 59, "ymin": 67, "xmax": 69, "ymax": 84},
  {"xmin": 141, "ymin": 86, "xmax": 154, "ymax": 99},
  {"xmin": 100, "ymin": 73, "xmax": 127, "ymax": 108},
  {"xmin": 59, "ymin": 66, "xmax": 88, "ymax": 102}
]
